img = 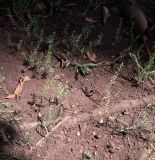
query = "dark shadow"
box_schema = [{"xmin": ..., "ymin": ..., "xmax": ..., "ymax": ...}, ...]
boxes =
[{"xmin": 0, "ymin": 121, "xmax": 28, "ymax": 160}]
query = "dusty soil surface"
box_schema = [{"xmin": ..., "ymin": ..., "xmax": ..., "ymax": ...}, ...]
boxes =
[{"xmin": 0, "ymin": 1, "xmax": 155, "ymax": 160}]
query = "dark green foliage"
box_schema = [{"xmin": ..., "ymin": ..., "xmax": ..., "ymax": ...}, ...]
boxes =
[{"xmin": 13, "ymin": 0, "xmax": 32, "ymax": 13}]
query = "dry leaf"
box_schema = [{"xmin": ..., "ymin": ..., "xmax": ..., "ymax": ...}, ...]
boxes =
[
  {"xmin": 85, "ymin": 17, "xmax": 96, "ymax": 23},
  {"xmin": 23, "ymin": 76, "xmax": 30, "ymax": 82},
  {"xmin": 5, "ymin": 76, "xmax": 30, "ymax": 99},
  {"xmin": 85, "ymin": 49, "xmax": 96, "ymax": 62},
  {"xmin": 5, "ymin": 94, "xmax": 15, "ymax": 99},
  {"xmin": 102, "ymin": 6, "xmax": 111, "ymax": 24}
]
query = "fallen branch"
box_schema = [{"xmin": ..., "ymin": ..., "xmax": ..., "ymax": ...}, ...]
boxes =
[{"xmin": 30, "ymin": 94, "xmax": 155, "ymax": 151}]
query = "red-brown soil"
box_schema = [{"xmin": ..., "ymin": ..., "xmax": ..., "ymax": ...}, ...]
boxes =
[{"xmin": 0, "ymin": 1, "xmax": 155, "ymax": 159}]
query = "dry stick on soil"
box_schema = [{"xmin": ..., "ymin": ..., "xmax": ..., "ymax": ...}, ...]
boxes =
[{"xmin": 30, "ymin": 94, "xmax": 155, "ymax": 151}]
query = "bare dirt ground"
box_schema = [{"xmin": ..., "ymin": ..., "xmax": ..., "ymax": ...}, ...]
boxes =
[{"xmin": 0, "ymin": 0, "xmax": 155, "ymax": 160}]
